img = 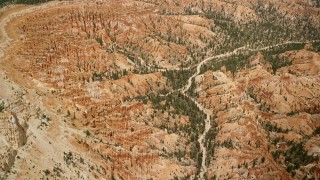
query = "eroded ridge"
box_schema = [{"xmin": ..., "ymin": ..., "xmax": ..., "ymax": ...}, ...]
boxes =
[{"xmin": 0, "ymin": 0, "xmax": 320, "ymax": 179}]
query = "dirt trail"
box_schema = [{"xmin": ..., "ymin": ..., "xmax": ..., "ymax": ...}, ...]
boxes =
[
  {"xmin": 180, "ymin": 40, "xmax": 320, "ymax": 179},
  {"xmin": 179, "ymin": 45, "xmax": 246, "ymax": 178}
]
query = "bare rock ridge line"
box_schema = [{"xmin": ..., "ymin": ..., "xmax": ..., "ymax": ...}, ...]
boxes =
[{"xmin": 180, "ymin": 39, "xmax": 320, "ymax": 178}]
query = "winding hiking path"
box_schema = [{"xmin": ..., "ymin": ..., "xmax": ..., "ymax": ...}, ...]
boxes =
[{"xmin": 180, "ymin": 40, "xmax": 320, "ymax": 179}]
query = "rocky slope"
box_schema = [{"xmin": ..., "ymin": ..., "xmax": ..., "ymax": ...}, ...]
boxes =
[
  {"xmin": 0, "ymin": 111, "xmax": 27, "ymax": 173},
  {"xmin": 0, "ymin": 0, "xmax": 320, "ymax": 179},
  {"xmin": 192, "ymin": 45, "xmax": 320, "ymax": 179}
]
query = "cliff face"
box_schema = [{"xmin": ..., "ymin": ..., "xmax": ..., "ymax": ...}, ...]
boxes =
[
  {"xmin": 0, "ymin": 0, "xmax": 319, "ymax": 179},
  {"xmin": 0, "ymin": 111, "xmax": 27, "ymax": 173}
]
